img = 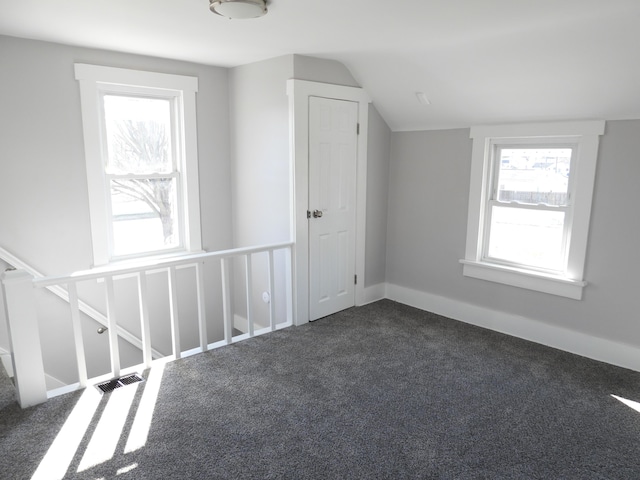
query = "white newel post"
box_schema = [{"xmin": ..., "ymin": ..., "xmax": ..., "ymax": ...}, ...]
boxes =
[{"xmin": 1, "ymin": 269, "xmax": 47, "ymax": 408}]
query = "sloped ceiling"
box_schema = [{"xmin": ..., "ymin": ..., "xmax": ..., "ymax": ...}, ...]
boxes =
[{"xmin": 2, "ymin": 0, "xmax": 639, "ymax": 131}]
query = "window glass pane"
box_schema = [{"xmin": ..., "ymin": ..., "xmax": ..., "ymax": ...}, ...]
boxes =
[
  {"xmin": 496, "ymin": 148, "xmax": 572, "ymax": 206},
  {"xmin": 487, "ymin": 206, "xmax": 565, "ymax": 271},
  {"xmin": 103, "ymin": 95, "xmax": 172, "ymax": 175},
  {"xmin": 110, "ymin": 178, "xmax": 180, "ymax": 257}
]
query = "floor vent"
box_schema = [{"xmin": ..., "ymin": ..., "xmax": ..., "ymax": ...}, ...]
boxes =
[{"xmin": 95, "ymin": 373, "xmax": 144, "ymax": 394}]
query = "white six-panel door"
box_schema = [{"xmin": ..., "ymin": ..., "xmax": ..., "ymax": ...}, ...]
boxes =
[{"xmin": 308, "ymin": 96, "xmax": 358, "ymax": 321}]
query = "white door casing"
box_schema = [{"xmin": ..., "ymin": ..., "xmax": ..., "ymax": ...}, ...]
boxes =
[
  {"xmin": 287, "ymin": 79, "xmax": 371, "ymax": 326},
  {"xmin": 308, "ymin": 97, "xmax": 358, "ymax": 320}
]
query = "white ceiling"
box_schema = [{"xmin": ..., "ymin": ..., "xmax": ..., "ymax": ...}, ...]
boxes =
[{"xmin": 2, "ymin": 0, "xmax": 640, "ymax": 131}]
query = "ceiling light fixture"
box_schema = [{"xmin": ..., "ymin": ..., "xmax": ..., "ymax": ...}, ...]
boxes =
[{"xmin": 209, "ymin": 0, "xmax": 268, "ymax": 19}]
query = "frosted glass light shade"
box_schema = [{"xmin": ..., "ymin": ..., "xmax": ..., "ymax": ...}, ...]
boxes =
[{"xmin": 210, "ymin": 0, "xmax": 267, "ymax": 19}]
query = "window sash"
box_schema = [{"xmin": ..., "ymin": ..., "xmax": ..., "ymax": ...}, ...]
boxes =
[
  {"xmin": 481, "ymin": 142, "xmax": 578, "ymax": 274},
  {"xmin": 100, "ymin": 92, "xmax": 179, "ymax": 175},
  {"xmin": 492, "ymin": 145, "xmax": 575, "ymax": 207},
  {"xmin": 482, "ymin": 203, "xmax": 570, "ymax": 274},
  {"xmin": 105, "ymin": 172, "xmax": 184, "ymax": 260},
  {"xmin": 99, "ymin": 92, "xmax": 184, "ymax": 261}
]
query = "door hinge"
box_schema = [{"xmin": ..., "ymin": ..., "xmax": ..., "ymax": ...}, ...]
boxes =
[
  {"xmin": 357, "ymin": 123, "xmax": 360, "ymax": 135},
  {"xmin": 307, "ymin": 210, "xmax": 311, "ymax": 219},
  {"xmin": 354, "ymin": 274, "xmax": 358, "ymax": 285}
]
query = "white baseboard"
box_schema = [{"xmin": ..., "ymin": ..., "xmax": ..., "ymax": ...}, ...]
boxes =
[
  {"xmin": 0, "ymin": 346, "xmax": 66, "ymax": 392},
  {"xmin": 0, "ymin": 347, "xmax": 13, "ymax": 377},
  {"xmin": 385, "ymin": 283, "xmax": 640, "ymax": 373},
  {"xmin": 361, "ymin": 283, "xmax": 386, "ymax": 305},
  {"xmin": 233, "ymin": 314, "xmax": 268, "ymax": 334},
  {"xmin": 45, "ymin": 373, "xmax": 67, "ymax": 391}
]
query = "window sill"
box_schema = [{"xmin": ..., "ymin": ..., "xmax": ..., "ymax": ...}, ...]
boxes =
[{"xmin": 459, "ymin": 259, "xmax": 586, "ymax": 300}]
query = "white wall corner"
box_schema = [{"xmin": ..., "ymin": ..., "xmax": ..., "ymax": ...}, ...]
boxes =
[
  {"xmin": 385, "ymin": 283, "xmax": 640, "ymax": 373},
  {"xmin": 362, "ymin": 283, "xmax": 387, "ymax": 305}
]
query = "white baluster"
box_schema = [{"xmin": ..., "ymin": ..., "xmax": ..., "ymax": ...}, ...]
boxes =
[
  {"xmin": 196, "ymin": 262, "xmax": 207, "ymax": 352},
  {"xmin": 268, "ymin": 250, "xmax": 276, "ymax": 331},
  {"xmin": 221, "ymin": 257, "xmax": 232, "ymax": 344},
  {"xmin": 168, "ymin": 266, "xmax": 181, "ymax": 359},
  {"xmin": 137, "ymin": 272, "xmax": 152, "ymax": 368},
  {"xmin": 245, "ymin": 254, "xmax": 254, "ymax": 337},
  {"xmin": 67, "ymin": 282, "xmax": 87, "ymax": 387},
  {"xmin": 104, "ymin": 275, "xmax": 121, "ymax": 378},
  {"xmin": 285, "ymin": 246, "xmax": 295, "ymax": 325}
]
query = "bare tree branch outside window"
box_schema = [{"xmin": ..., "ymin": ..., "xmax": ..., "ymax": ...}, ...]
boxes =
[{"xmin": 109, "ymin": 119, "xmax": 176, "ymax": 244}]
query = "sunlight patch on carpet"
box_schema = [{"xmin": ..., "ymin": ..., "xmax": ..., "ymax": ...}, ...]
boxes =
[
  {"xmin": 611, "ymin": 394, "xmax": 640, "ymax": 414},
  {"xmin": 31, "ymin": 388, "xmax": 102, "ymax": 480},
  {"xmin": 125, "ymin": 363, "xmax": 165, "ymax": 453},
  {"xmin": 116, "ymin": 462, "xmax": 139, "ymax": 475},
  {"xmin": 77, "ymin": 383, "xmax": 139, "ymax": 472}
]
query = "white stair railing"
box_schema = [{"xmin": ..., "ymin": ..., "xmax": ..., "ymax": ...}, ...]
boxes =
[
  {"xmin": 0, "ymin": 246, "xmax": 163, "ymax": 360},
  {"xmin": 1, "ymin": 242, "xmax": 295, "ymax": 408}
]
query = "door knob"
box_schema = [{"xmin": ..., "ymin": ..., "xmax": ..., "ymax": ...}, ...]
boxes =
[{"xmin": 313, "ymin": 209, "xmax": 323, "ymax": 218}]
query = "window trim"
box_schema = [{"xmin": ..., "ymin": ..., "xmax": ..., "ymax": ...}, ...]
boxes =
[
  {"xmin": 461, "ymin": 121, "xmax": 605, "ymax": 300},
  {"xmin": 75, "ymin": 64, "xmax": 202, "ymax": 266}
]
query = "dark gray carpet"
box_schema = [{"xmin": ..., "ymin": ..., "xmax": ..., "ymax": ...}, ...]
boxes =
[
  {"xmin": 2, "ymin": 299, "xmax": 640, "ymax": 479},
  {"xmin": 0, "ymin": 360, "xmax": 15, "ymax": 411}
]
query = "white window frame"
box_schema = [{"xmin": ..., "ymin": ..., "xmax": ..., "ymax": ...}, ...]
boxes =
[
  {"xmin": 75, "ymin": 64, "xmax": 202, "ymax": 266},
  {"xmin": 482, "ymin": 138, "xmax": 577, "ymax": 274},
  {"xmin": 461, "ymin": 121, "xmax": 605, "ymax": 299}
]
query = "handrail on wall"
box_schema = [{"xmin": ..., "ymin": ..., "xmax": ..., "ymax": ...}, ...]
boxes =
[{"xmin": 1, "ymin": 241, "xmax": 295, "ymax": 408}]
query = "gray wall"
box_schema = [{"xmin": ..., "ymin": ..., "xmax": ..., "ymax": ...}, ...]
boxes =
[
  {"xmin": 293, "ymin": 54, "xmax": 360, "ymax": 87},
  {"xmin": 9, "ymin": 32, "xmax": 633, "ymax": 380},
  {"xmin": 0, "ymin": 35, "xmax": 392, "ymax": 381},
  {"xmin": 0, "ymin": 35, "xmax": 232, "ymax": 272},
  {"xmin": 365, "ymin": 106, "xmax": 391, "ymax": 287},
  {"xmin": 229, "ymin": 55, "xmax": 294, "ymax": 248},
  {"xmin": 228, "ymin": 54, "xmax": 387, "ymax": 323},
  {"xmin": 228, "ymin": 55, "xmax": 294, "ymax": 327},
  {"xmin": 229, "ymin": 53, "xmax": 360, "ymax": 250},
  {"xmin": 0, "ymin": 36, "xmax": 233, "ymax": 382},
  {"xmin": 386, "ymin": 120, "xmax": 640, "ymax": 348}
]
